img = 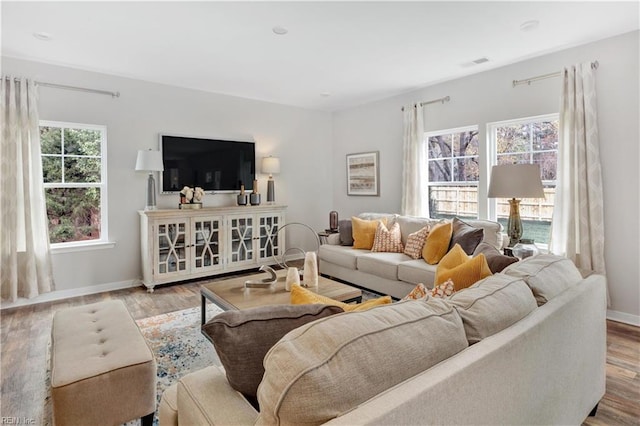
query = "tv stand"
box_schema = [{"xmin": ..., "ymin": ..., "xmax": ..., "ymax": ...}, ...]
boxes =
[{"xmin": 139, "ymin": 205, "xmax": 286, "ymax": 292}]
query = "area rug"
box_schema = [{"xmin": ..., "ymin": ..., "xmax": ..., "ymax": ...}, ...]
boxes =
[{"xmin": 44, "ymin": 304, "xmax": 224, "ymax": 426}]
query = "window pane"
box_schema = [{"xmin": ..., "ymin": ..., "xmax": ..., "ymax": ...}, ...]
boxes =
[
  {"xmin": 40, "ymin": 127, "xmax": 62, "ymax": 154},
  {"xmin": 45, "ymin": 187, "xmax": 101, "ymax": 243},
  {"xmin": 456, "ymin": 131, "xmax": 479, "ymax": 156},
  {"xmin": 64, "ymin": 157, "xmax": 101, "ymax": 182},
  {"xmin": 64, "ymin": 128, "xmax": 101, "ymax": 156},
  {"xmin": 428, "ymin": 159, "xmax": 451, "ymax": 182},
  {"xmin": 497, "ymin": 153, "xmax": 529, "ymax": 165},
  {"xmin": 533, "ymin": 151, "xmax": 557, "ymax": 180},
  {"xmin": 454, "ymin": 157, "xmax": 479, "ymax": 181},
  {"xmin": 533, "ymin": 121, "xmax": 558, "ymax": 150},
  {"xmin": 428, "ymin": 136, "xmax": 451, "ymax": 159},
  {"xmin": 428, "ymin": 185, "xmax": 478, "ymax": 220},
  {"xmin": 496, "ymin": 123, "xmax": 529, "ymax": 154},
  {"xmin": 42, "ymin": 156, "xmax": 62, "ymax": 183}
]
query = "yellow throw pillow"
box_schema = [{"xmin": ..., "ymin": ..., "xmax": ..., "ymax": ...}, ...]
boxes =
[
  {"xmin": 290, "ymin": 284, "xmax": 392, "ymax": 312},
  {"xmin": 422, "ymin": 222, "xmax": 453, "ymax": 264},
  {"xmin": 352, "ymin": 217, "xmax": 387, "ymax": 250},
  {"xmin": 435, "ymin": 244, "xmax": 492, "ymax": 291}
]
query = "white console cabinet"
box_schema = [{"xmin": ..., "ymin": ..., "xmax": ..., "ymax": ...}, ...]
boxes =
[{"xmin": 139, "ymin": 205, "xmax": 286, "ymax": 291}]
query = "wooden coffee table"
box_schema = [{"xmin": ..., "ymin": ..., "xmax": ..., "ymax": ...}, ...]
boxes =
[{"xmin": 200, "ymin": 269, "xmax": 362, "ymax": 324}]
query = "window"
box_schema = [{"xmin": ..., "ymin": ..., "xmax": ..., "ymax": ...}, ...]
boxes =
[
  {"xmin": 40, "ymin": 121, "xmax": 108, "ymax": 246},
  {"xmin": 425, "ymin": 126, "xmax": 479, "ymax": 220},
  {"xmin": 489, "ymin": 114, "xmax": 559, "ymax": 245}
]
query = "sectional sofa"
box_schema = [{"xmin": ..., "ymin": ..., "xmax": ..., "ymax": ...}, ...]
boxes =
[
  {"xmin": 159, "ymin": 254, "xmax": 606, "ymax": 425},
  {"xmin": 319, "ymin": 213, "xmax": 509, "ymax": 298}
]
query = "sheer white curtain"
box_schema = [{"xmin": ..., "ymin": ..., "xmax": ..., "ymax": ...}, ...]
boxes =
[
  {"xmin": 401, "ymin": 103, "xmax": 426, "ymax": 216},
  {"xmin": 1, "ymin": 77, "xmax": 54, "ymax": 301},
  {"xmin": 550, "ymin": 63, "xmax": 607, "ymax": 281}
]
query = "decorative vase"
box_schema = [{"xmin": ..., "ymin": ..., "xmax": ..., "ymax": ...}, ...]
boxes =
[
  {"xmin": 329, "ymin": 211, "xmax": 338, "ymax": 231},
  {"xmin": 303, "ymin": 251, "xmax": 318, "ymax": 288},
  {"xmin": 237, "ymin": 184, "xmax": 248, "ymax": 206},
  {"xmin": 250, "ymin": 180, "xmax": 261, "ymax": 205},
  {"xmin": 285, "ymin": 267, "xmax": 300, "ymax": 291}
]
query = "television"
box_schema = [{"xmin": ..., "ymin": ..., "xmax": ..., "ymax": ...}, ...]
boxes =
[{"xmin": 160, "ymin": 134, "xmax": 255, "ymax": 193}]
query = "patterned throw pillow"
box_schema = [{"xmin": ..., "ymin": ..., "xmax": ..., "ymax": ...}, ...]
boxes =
[
  {"xmin": 431, "ymin": 279, "xmax": 456, "ymax": 298},
  {"xmin": 371, "ymin": 222, "xmax": 404, "ymax": 253},
  {"xmin": 402, "ymin": 283, "xmax": 429, "ymax": 301},
  {"xmin": 404, "ymin": 225, "xmax": 430, "ymax": 259}
]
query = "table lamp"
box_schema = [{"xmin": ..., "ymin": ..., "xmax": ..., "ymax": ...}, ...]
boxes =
[
  {"xmin": 261, "ymin": 156, "xmax": 280, "ymax": 203},
  {"xmin": 488, "ymin": 163, "xmax": 544, "ymax": 247},
  {"xmin": 135, "ymin": 149, "xmax": 164, "ymax": 210}
]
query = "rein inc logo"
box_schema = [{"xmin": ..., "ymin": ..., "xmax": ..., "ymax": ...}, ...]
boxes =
[{"xmin": 1, "ymin": 418, "xmax": 35, "ymax": 425}]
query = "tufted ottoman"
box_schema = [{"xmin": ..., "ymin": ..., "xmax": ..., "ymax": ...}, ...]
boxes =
[{"xmin": 51, "ymin": 300, "xmax": 157, "ymax": 426}]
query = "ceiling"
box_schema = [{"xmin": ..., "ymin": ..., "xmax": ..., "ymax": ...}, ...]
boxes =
[{"xmin": 2, "ymin": 1, "xmax": 638, "ymax": 111}]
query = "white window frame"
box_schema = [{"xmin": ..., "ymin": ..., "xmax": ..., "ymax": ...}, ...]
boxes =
[
  {"xmin": 424, "ymin": 124, "xmax": 480, "ymax": 219},
  {"xmin": 487, "ymin": 113, "xmax": 559, "ymax": 247},
  {"xmin": 40, "ymin": 120, "xmax": 113, "ymax": 253}
]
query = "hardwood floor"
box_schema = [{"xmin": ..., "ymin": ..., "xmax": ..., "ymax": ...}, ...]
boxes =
[{"xmin": 1, "ymin": 281, "xmax": 639, "ymax": 425}]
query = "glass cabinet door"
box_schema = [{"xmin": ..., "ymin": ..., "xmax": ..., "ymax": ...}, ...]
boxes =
[
  {"xmin": 192, "ymin": 216, "xmax": 223, "ymax": 273},
  {"xmin": 228, "ymin": 215, "xmax": 254, "ymax": 265},
  {"xmin": 257, "ymin": 213, "xmax": 281, "ymax": 261},
  {"xmin": 156, "ymin": 220, "xmax": 189, "ymax": 276}
]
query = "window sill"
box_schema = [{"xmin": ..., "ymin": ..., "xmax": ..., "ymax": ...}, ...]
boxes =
[{"xmin": 51, "ymin": 241, "xmax": 116, "ymax": 254}]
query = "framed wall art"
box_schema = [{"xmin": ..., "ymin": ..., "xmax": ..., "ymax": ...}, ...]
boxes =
[{"xmin": 346, "ymin": 151, "xmax": 379, "ymax": 196}]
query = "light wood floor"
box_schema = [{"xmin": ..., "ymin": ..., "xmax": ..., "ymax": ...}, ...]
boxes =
[{"xmin": 1, "ymin": 280, "xmax": 639, "ymax": 425}]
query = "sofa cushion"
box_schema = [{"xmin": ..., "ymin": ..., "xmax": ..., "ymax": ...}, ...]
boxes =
[
  {"xmin": 501, "ymin": 254, "xmax": 583, "ymax": 306},
  {"xmin": 290, "ymin": 284, "xmax": 391, "ymax": 312},
  {"xmin": 255, "ymin": 299, "xmax": 468, "ymax": 426},
  {"xmin": 435, "ymin": 244, "xmax": 493, "ymax": 291},
  {"xmin": 465, "ymin": 219, "xmax": 504, "ymax": 249},
  {"xmin": 338, "ymin": 219, "xmax": 353, "ymax": 246},
  {"xmin": 403, "ymin": 225, "xmax": 430, "ymax": 259},
  {"xmin": 357, "ymin": 252, "xmax": 409, "ymax": 281},
  {"xmin": 352, "ymin": 216, "xmax": 387, "ymax": 250},
  {"xmin": 449, "ymin": 217, "xmax": 484, "ymax": 255},
  {"xmin": 447, "ymin": 274, "xmax": 538, "ymax": 344},
  {"xmin": 371, "ymin": 222, "xmax": 404, "ymax": 253},
  {"xmin": 473, "ymin": 242, "xmax": 519, "ymax": 273},
  {"xmin": 397, "ymin": 259, "xmax": 437, "ymax": 287},
  {"xmin": 319, "ymin": 244, "xmax": 365, "ymax": 270},
  {"xmin": 422, "ymin": 222, "xmax": 453, "ymax": 264},
  {"xmin": 395, "ymin": 215, "xmax": 434, "ymax": 246},
  {"xmin": 201, "ymin": 304, "xmax": 344, "ymax": 400},
  {"xmin": 358, "ymin": 212, "xmax": 397, "ymax": 226}
]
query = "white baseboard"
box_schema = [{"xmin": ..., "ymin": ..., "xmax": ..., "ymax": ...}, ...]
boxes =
[
  {"xmin": 0, "ymin": 279, "xmax": 141, "ymax": 310},
  {"xmin": 606, "ymin": 309, "xmax": 640, "ymax": 326}
]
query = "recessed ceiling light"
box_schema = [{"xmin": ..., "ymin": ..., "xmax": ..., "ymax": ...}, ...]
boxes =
[
  {"xmin": 520, "ymin": 20, "xmax": 540, "ymax": 32},
  {"xmin": 320, "ymin": 92, "xmax": 331, "ymax": 97},
  {"xmin": 33, "ymin": 32, "xmax": 53, "ymax": 41},
  {"xmin": 272, "ymin": 26, "xmax": 288, "ymax": 35}
]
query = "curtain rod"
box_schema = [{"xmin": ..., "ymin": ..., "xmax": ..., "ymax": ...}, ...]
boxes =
[
  {"xmin": 512, "ymin": 61, "xmax": 599, "ymax": 87},
  {"xmin": 401, "ymin": 95, "xmax": 450, "ymax": 111},
  {"xmin": 4, "ymin": 77, "xmax": 120, "ymax": 98}
]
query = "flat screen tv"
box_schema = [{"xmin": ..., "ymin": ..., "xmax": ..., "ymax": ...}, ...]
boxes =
[{"xmin": 160, "ymin": 134, "xmax": 255, "ymax": 193}]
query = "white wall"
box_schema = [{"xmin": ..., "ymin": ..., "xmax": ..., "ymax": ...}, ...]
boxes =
[
  {"xmin": 332, "ymin": 31, "xmax": 640, "ymax": 323},
  {"xmin": 2, "ymin": 57, "xmax": 333, "ymax": 295}
]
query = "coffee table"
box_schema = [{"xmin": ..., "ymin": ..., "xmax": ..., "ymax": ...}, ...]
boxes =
[{"xmin": 200, "ymin": 268, "xmax": 362, "ymax": 324}]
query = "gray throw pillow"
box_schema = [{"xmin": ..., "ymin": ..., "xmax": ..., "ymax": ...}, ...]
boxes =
[
  {"xmin": 338, "ymin": 219, "xmax": 354, "ymax": 246},
  {"xmin": 449, "ymin": 217, "xmax": 484, "ymax": 255},
  {"xmin": 473, "ymin": 242, "xmax": 519, "ymax": 273},
  {"xmin": 202, "ymin": 304, "xmax": 344, "ymax": 402}
]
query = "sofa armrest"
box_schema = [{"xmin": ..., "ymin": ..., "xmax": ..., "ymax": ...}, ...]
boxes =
[
  {"xmin": 176, "ymin": 366, "xmax": 258, "ymax": 425},
  {"xmin": 323, "ymin": 233, "xmax": 342, "ymax": 245}
]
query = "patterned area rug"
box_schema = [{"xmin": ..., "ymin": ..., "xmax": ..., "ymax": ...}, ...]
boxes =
[{"xmin": 44, "ymin": 304, "xmax": 223, "ymax": 426}]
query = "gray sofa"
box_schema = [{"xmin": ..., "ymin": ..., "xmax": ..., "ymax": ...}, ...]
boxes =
[
  {"xmin": 319, "ymin": 213, "xmax": 508, "ymax": 299},
  {"xmin": 159, "ymin": 254, "xmax": 606, "ymax": 426}
]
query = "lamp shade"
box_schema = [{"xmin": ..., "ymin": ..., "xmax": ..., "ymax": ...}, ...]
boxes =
[
  {"xmin": 488, "ymin": 164, "xmax": 544, "ymax": 198},
  {"xmin": 261, "ymin": 156, "xmax": 281, "ymax": 175},
  {"xmin": 135, "ymin": 150, "xmax": 164, "ymax": 172}
]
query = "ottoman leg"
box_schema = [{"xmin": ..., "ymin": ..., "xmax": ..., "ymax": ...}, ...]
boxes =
[{"xmin": 142, "ymin": 412, "xmax": 155, "ymax": 426}]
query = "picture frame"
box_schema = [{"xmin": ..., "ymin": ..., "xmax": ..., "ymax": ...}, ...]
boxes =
[{"xmin": 346, "ymin": 151, "xmax": 379, "ymax": 196}]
